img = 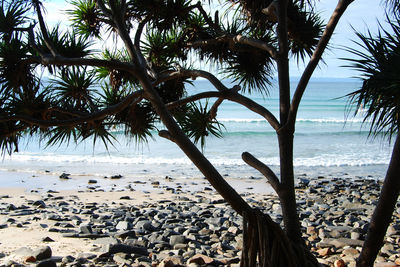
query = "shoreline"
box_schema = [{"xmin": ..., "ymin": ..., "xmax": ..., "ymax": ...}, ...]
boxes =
[{"xmin": 0, "ymin": 174, "xmax": 399, "ymax": 266}]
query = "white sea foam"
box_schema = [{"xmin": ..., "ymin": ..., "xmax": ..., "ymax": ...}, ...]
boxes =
[
  {"xmin": 4, "ymin": 150, "xmax": 390, "ymax": 168},
  {"xmin": 218, "ymin": 118, "xmax": 365, "ymax": 123}
]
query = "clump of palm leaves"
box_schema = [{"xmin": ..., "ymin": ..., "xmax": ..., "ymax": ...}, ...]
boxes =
[
  {"xmin": 175, "ymin": 101, "xmax": 224, "ymax": 150},
  {"xmin": 344, "ymin": 17, "xmax": 400, "ymax": 140}
]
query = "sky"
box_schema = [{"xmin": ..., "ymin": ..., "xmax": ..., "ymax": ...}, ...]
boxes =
[{"xmin": 44, "ymin": 0, "xmax": 387, "ymax": 79}]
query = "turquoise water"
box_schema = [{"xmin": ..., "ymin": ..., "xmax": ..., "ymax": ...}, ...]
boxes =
[{"xmin": 0, "ymin": 78, "xmax": 393, "ymax": 183}]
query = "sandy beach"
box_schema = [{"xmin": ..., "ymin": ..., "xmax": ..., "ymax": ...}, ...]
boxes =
[{"xmin": 0, "ymin": 172, "xmax": 399, "ymax": 267}]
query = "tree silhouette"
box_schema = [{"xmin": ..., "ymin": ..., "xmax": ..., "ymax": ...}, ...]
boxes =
[{"xmin": 0, "ymin": 0, "xmax": 354, "ymax": 265}]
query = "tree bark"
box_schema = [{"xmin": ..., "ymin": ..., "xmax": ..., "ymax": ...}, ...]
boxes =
[
  {"xmin": 357, "ymin": 133, "xmax": 400, "ymax": 267},
  {"xmin": 137, "ymin": 70, "xmax": 254, "ymax": 216},
  {"xmin": 277, "ymin": 129, "xmax": 303, "ymax": 245}
]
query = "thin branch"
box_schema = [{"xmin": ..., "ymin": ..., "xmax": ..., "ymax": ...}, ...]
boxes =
[
  {"xmin": 166, "ymin": 91, "xmax": 223, "ymax": 109},
  {"xmin": 233, "ymin": 35, "xmax": 278, "ymax": 59},
  {"xmin": 27, "ymin": 25, "xmax": 45, "ymax": 57},
  {"xmin": 225, "ymin": 92, "xmax": 280, "ymax": 131},
  {"xmin": 157, "ymin": 69, "xmax": 280, "ymax": 130},
  {"xmin": 0, "ymin": 91, "xmax": 144, "ymax": 127},
  {"xmin": 32, "ymin": 0, "xmax": 57, "ymax": 56},
  {"xmin": 155, "ymin": 69, "xmax": 229, "ymax": 91},
  {"xmin": 34, "ymin": 54, "xmax": 140, "ymax": 75},
  {"xmin": 95, "ymin": 0, "xmax": 112, "ymax": 17},
  {"xmin": 165, "ymin": 88, "xmax": 280, "ymax": 131},
  {"xmin": 209, "ymin": 98, "xmax": 224, "ymax": 120},
  {"xmin": 188, "ymin": 34, "xmax": 278, "ymax": 60},
  {"xmin": 242, "ymin": 152, "xmax": 281, "ymax": 193},
  {"xmin": 288, "ymin": 0, "xmax": 354, "ymax": 128},
  {"xmin": 134, "ymin": 16, "xmax": 150, "ymax": 49}
]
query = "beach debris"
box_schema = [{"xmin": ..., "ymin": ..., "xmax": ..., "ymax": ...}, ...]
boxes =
[{"xmin": 59, "ymin": 173, "xmax": 70, "ymax": 179}]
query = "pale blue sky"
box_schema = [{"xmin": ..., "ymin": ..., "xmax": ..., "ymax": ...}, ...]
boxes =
[{"xmin": 46, "ymin": 0, "xmax": 387, "ymax": 79}]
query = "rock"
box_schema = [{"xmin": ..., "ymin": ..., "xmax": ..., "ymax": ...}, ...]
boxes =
[
  {"xmin": 317, "ymin": 247, "xmax": 333, "ymax": 257},
  {"xmin": 32, "ymin": 200, "xmax": 46, "ymax": 208},
  {"xmin": 375, "ymin": 262, "xmax": 397, "ymax": 267},
  {"xmin": 104, "ymin": 243, "xmax": 148, "ymax": 256},
  {"xmin": 36, "ymin": 259, "xmax": 57, "ymax": 267},
  {"xmin": 88, "ymin": 179, "xmax": 97, "ymax": 184},
  {"xmin": 169, "ymin": 235, "xmax": 186, "ymax": 246},
  {"xmin": 13, "ymin": 247, "xmax": 34, "ymax": 257},
  {"xmin": 116, "ymin": 221, "xmax": 132, "ymax": 231},
  {"xmin": 114, "ymin": 230, "xmax": 136, "ymax": 239},
  {"xmin": 111, "ymin": 174, "xmax": 123, "ymax": 179},
  {"xmin": 188, "ymin": 254, "xmax": 215, "ymax": 265},
  {"xmin": 33, "ymin": 246, "xmax": 52, "ymax": 261},
  {"xmin": 334, "ymin": 259, "xmax": 346, "ymax": 267},
  {"xmin": 320, "ymin": 238, "xmax": 364, "ymax": 248},
  {"xmin": 135, "ymin": 220, "xmax": 154, "ymax": 231},
  {"xmin": 25, "ymin": 256, "xmax": 36, "ymax": 262},
  {"xmin": 59, "ymin": 173, "xmax": 70, "ymax": 179},
  {"xmin": 41, "ymin": 237, "xmax": 55, "ymax": 242},
  {"xmin": 7, "ymin": 203, "xmax": 17, "ymax": 210},
  {"xmin": 94, "ymin": 237, "xmax": 119, "ymax": 246},
  {"xmin": 350, "ymin": 231, "xmax": 361, "ymax": 240},
  {"xmin": 343, "ymin": 248, "xmax": 359, "ymax": 256},
  {"xmin": 79, "ymin": 224, "xmax": 93, "ymax": 234},
  {"xmin": 158, "ymin": 256, "xmax": 183, "ymax": 267}
]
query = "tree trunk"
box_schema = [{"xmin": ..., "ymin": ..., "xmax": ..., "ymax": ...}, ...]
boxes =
[
  {"xmin": 278, "ymin": 129, "xmax": 303, "ymax": 244},
  {"xmin": 357, "ymin": 133, "xmax": 400, "ymax": 267},
  {"xmin": 138, "ymin": 70, "xmax": 319, "ymax": 266}
]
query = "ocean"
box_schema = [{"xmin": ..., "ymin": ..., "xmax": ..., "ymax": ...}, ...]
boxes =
[{"xmin": 0, "ymin": 78, "xmax": 393, "ymax": 190}]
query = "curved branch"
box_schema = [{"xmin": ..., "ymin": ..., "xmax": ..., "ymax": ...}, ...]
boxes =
[
  {"xmin": 225, "ymin": 92, "xmax": 280, "ymax": 131},
  {"xmin": 166, "ymin": 91, "xmax": 223, "ymax": 110},
  {"xmin": 0, "ymin": 91, "xmax": 144, "ymax": 127},
  {"xmin": 134, "ymin": 16, "xmax": 150, "ymax": 49},
  {"xmin": 209, "ymin": 98, "xmax": 224, "ymax": 120},
  {"xmin": 155, "ymin": 69, "xmax": 229, "ymax": 91},
  {"xmin": 32, "ymin": 0, "xmax": 57, "ymax": 56},
  {"xmin": 32, "ymin": 54, "xmax": 140, "ymax": 76},
  {"xmin": 242, "ymin": 152, "xmax": 281, "ymax": 194},
  {"xmin": 288, "ymin": 0, "xmax": 354, "ymax": 127},
  {"xmin": 233, "ymin": 35, "xmax": 278, "ymax": 59}
]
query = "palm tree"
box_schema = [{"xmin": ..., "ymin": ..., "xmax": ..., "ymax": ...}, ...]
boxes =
[{"xmin": 345, "ymin": 8, "xmax": 400, "ymax": 266}]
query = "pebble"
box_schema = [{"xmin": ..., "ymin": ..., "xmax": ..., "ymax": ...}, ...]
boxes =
[{"xmin": 1, "ymin": 177, "xmax": 399, "ymax": 267}]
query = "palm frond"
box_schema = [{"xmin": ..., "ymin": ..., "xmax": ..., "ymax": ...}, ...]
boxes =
[
  {"xmin": 142, "ymin": 29, "xmax": 187, "ymax": 67},
  {"xmin": 0, "ymin": 0, "xmax": 31, "ymax": 43},
  {"xmin": 343, "ymin": 19, "xmax": 400, "ymax": 140},
  {"xmin": 129, "ymin": 0, "xmax": 193, "ymax": 32},
  {"xmin": 37, "ymin": 25, "xmax": 93, "ymax": 58},
  {"xmin": 51, "ymin": 66, "xmax": 97, "ymax": 110},
  {"xmin": 0, "ymin": 122, "xmax": 21, "ymax": 155},
  {"xmin": 96, "ymin": 48, "xmax": 138, "ymax": 90},
  {"xmin": 288, "ymin": 4, "xmax": 324, "ymax": 62},
  {"xmin": 0, "ymin": 37, "xmax": 35, "ymax": 91},
  {"xmin": 122, "ymin": 102, "xmax": 157, "ymax": 145},
  {"xmin": 68, "ymin": 0, "xmax": 102, "ymax": 38},
  {"xmin": 175, "ymin": 101, "xmax": 225, "ymax": 150}
]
